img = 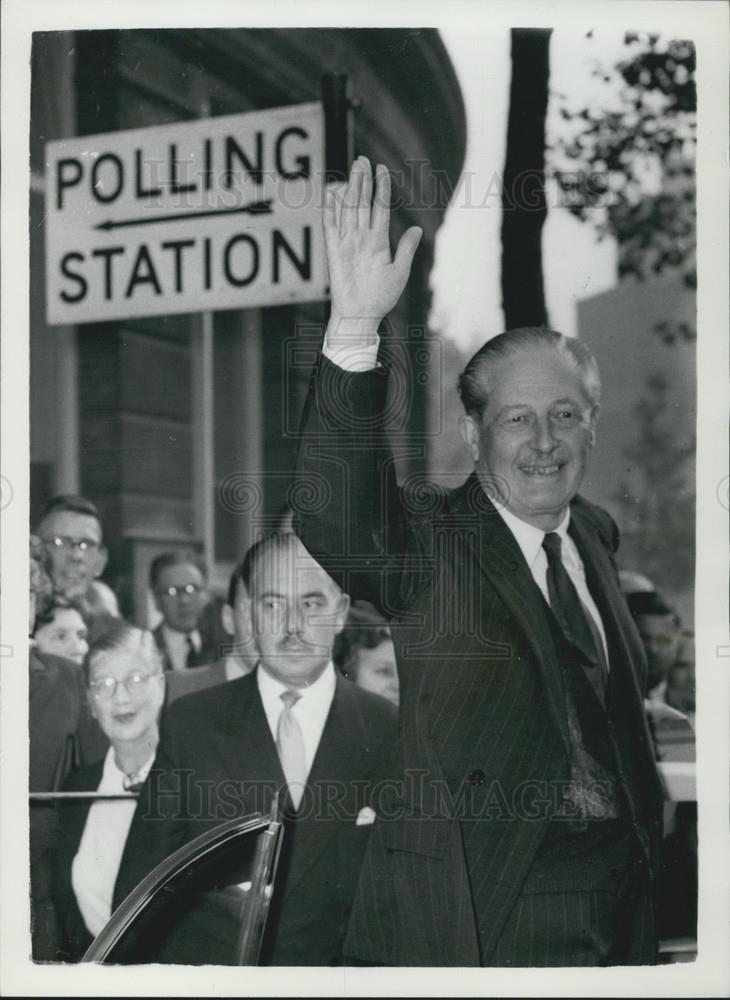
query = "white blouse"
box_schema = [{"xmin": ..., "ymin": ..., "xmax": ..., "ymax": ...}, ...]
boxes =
[{"xmin": 71, "ymin": 747, "xmax": 154, "ymax": 937}]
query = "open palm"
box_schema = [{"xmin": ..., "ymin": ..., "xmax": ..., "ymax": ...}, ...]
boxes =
[{"xmin": 324, "ymin": 157, "xmax": 422, "ymax": 336}]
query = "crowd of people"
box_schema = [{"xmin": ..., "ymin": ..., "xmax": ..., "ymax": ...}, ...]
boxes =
[
  {"xmin": 28, "ymin": 495, "xmax": 403, "ymax": 962},
  {"xmin": 28, "ymin": 157, "xmax": 698, "ymax": 967}
]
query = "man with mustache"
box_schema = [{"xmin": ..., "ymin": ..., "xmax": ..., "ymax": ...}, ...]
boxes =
[
  {"xmin": 293, "ymin": 156, "xmax": 664, "ymax": 966},
  {"xmin": 115, "ymin": 531, "xmax": 397, "ymax": 965}
]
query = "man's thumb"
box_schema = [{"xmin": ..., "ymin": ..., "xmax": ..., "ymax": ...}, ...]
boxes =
[{"xmin": 394, "ymin": 226, "xmax": 423, "ymax": 274}]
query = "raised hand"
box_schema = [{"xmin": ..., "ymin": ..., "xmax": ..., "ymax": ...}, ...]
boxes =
[{"xmin": 324, "ymin": 156, "xmax": 422, "ymax": 345}]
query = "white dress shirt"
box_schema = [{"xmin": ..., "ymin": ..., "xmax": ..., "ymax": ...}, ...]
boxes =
[
  {"xmin": 161, "ymin": 624, "xmax": 202, "ymax": 672},
  {"xmin": 257, "ymin": 662, "xmax": 337, "ymax": 777},
  {"xmin": 323, "ymin": 332, "xmax": 380, "ymax": 371},
  {"xmin": 71, "ymin": 747, "xmax": 155, "ymax": 936}
]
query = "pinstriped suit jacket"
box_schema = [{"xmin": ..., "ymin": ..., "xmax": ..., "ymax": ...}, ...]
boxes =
[{"xmin": 294, "ymin": 355, "xmax": 664, "ymax": 966}]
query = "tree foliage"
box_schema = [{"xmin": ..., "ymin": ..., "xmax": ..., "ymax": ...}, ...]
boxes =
[
  {"xmin": 549, "ymin": 33, "xmax": 697, "ymax": 603},
  {"xmin": 613, "ymin": 371, "xmax": 695, "ymax": 594},
  {"xmin": 549, "ymin": 32, "xmax": 696, "ymax": 302}
]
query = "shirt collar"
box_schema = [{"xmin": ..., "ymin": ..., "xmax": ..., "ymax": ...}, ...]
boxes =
[
  {"xmin": 257, "ymin": 660, "xmax": 336, "ymax": 709},
  {"xmin": 161, "ymin": 624, "xmax": 201, "ymax": 652},
  {"xmin": 491, "ymin": 498, "xmax": 571, "ymax": 572},
  {"xmin": 103, "ymin": 746, "xmax": 157, "ymax": 791}
]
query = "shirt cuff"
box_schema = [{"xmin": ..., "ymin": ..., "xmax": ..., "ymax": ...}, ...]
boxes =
[{"xmin": 322, "ymin": 335, "xmax": 380, "ymax": 372}]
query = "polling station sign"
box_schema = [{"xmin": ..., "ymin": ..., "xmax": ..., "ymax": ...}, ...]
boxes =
[{"xmin": 45, "ymin": 103, "xmax": 328, "ymax": 324}]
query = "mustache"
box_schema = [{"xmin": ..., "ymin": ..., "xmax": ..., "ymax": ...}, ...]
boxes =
[{"xmin": 276, "ymin": 636, "xmax": 329, "ymax": 653}]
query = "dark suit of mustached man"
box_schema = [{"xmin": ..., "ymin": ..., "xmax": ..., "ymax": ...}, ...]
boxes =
[
  {"xmin": 292, "ymin": 156, "xmax": 664, "ymax": 967},
  {"xmin": 115, "ymin": 534, "xmax": 397, "ymax": 966}
]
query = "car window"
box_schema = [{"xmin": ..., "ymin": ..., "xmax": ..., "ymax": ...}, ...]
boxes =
[{"xmin": 83, "ymin": 812, "xmax": 282, "ymax": 965}]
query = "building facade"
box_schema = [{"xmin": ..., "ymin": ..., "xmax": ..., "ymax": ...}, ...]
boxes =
[{"xmin": 30, "ymin": 28, "xmax": 466, "ymax": 620}]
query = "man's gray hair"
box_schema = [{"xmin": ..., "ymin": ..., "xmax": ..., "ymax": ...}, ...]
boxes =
[{"xmin": 457, "ymin": 327, "xmax": 602, "ymax": 419}]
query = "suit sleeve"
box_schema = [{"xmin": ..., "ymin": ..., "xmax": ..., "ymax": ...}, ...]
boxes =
[{"xmin": 293, "ymin": 354, "xmax": 410, "ymax": 615}]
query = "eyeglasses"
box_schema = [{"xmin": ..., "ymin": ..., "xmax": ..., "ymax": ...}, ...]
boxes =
[
  {"xmin": 44, "ymin": 535, "xmax": 100, "ymax": 554},
  {"xmin": 89, "ymin": 672, "xmax": 162, "ymax": 700},
  {"xmin": 158, "ymin": 583, "xmax": 203, "ymax": 597}
]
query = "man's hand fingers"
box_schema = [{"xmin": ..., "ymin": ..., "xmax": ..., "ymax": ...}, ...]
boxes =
[
  {"xmin": 341, "ymin": 159, "xmax": 362, "ymax": 235},
  {"xmin": 371, "ymin": 163, "xmax": 391, "ymax": 247},
  {"xmin": 324, "ymin": 186, "xmax": 337, "ymax": 240},
  {"xmin": 358, "ymin": 157, "xmax": 373, "ymax": 229},
  {"xmin": 325, "ymin": 160, "xmax": 415, "ymax": 326},
  {"xmin": 393, "ymin": 226, "xmax": 423, "ymax": 278},
  {"xmin": 325, "ymin": 182, "xmax": 347, "ymax": 240}
]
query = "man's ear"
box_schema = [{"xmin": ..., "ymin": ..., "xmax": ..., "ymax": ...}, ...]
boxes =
[
  {"xmin": 235, "ymin": 597, "xmax": 255, "ymax": 641},
  {"xmin": 588, "ymin": 404, "xmax": 600, "ymax": 449},
  {"xmin": 221, "ymin": 603, "xmax": 235, "ymax": 636},
  {"xmin": 93, "ymin": 545, "xmax": 109, "ymax": 580},
  {"xmin": 86, "ymin": 688, "xmax": 98, "ymax": 721},
  {"xmin": 152, "ymin": 673, "xmax": 166, "ymax": 713},
  {"xmin": 588, "ymin": 408, "xmax": 599, "ymax": 449},
  {"xmin": 334, "ymin": 592, "xmax": 351, "ymax": 634},
  {"xmin": 459, "ymin": 414, "xmax": 481, "ymax": 463}
]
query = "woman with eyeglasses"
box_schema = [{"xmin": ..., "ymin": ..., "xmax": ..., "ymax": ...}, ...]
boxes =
[{"xmin": 55, "ymin": 622, "xmax": 165, "ymax": 960}]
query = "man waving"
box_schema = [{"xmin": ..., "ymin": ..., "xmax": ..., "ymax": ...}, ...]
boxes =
[{"xmin": 293, "ymin": 157, "xmax": 663, "ymax": 967}]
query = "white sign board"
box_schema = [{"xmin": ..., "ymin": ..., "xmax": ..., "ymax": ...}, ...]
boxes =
[{"xmin": 45, "ymin": 103, "xmax": 327, "ymax": 324}]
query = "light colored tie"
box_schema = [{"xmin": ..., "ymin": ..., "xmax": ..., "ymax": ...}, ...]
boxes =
[{"xmin": 276, "ymin": 690, "xmax": 308, "ymax": 809}]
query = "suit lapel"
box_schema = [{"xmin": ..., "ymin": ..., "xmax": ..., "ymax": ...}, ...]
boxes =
[
  {"xmin": 452, "ymin": 476, "xmax": 570, "ymax": 753},
  {"xmin": 568, "ymin": 510, "xmax": 646, "ymax": 705},
  {"xmin": 568, "ymin": 508, "xmax": 664, "ymax": 822},
  {"xmin": 60, "ymin": 759, "xmax": 106, "ymax": 859},
  {"xmin": 220, "ymin": 673, "xmax": 287, "ymax": 807}
]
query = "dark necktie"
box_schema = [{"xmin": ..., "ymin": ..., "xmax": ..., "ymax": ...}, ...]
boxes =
[{"xmin": 542, "ymin": 532, "xmax": 608, "ymax": 706}]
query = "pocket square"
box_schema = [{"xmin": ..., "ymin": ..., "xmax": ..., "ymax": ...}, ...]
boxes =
[{"xmin": 356, "ymin": 806, "xmax": 376, "ymax": 826}]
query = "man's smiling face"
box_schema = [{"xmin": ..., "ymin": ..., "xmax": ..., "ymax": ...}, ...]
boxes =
[{"xmin": 460, "ymin": 346, "xmax": 597, "ymax": 531}]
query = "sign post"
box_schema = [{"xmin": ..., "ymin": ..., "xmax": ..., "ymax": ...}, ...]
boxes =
[{"xmin": 322, "ymin": 73, "xmax": 354, "ymax": 182}]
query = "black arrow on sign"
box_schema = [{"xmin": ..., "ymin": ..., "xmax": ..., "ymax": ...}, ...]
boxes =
[{"xmin": 94, "ymin": 199, "xmax": 274, "ymax": 231}]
